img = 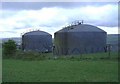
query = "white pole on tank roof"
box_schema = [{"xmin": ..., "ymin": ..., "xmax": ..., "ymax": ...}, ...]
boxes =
[{"xmin": 82, "ymin": 20, "xmax": 84, "ymax": 24}]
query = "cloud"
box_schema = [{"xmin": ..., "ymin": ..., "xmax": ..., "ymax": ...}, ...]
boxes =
[
  {"xmin": 2, "ymin": 2, "xmax": 116, "ymax": 10},
  {"xmin": 0, "ymin": 3, "xmax": 118, "ymax": 38},
  {"xmin": 0, "ymin": 31, "xmax": 19, "ymax": 38},
  {"xmin": 1, "ymin": 31, "xmax": 17, "ymax": 33},
  {"xmin": 98, "ymin": 26, "xmax": 118, "ymax": 34}
]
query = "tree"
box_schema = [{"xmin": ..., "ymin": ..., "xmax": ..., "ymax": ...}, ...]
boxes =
[{"xmin": 3, "ymin": 39, "xmax": 17, "ymax": 56}]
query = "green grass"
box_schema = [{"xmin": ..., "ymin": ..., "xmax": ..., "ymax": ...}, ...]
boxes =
[
  {"xmin": 0, "ymin": 47, "xmax": 2, "ymax": 83},
  {"xmin": 3, "ymin": 59, "xmax": 118, "ymax": 82},
  {"xmin": 2, "ymin": 52, "xmax": 119, "ymax": 82}
]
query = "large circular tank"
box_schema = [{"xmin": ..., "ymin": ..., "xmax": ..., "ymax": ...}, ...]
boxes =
[
  {"xmin": 54, "ymin": 24, "xmax": 107, "ymax": 55},
  {"xmin": 22, "ymin": 30, "xmax": 52, "ymax": 52}
]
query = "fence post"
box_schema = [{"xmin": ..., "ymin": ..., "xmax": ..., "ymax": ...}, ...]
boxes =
[{"xmin": 108, "ymin": 44, "xmax": 111, "ymax": 59}]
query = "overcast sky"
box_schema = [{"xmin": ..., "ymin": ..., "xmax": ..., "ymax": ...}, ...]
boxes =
[{"xmin": 0, "ymin": 2, "xmax": 118, "ymax": 38}]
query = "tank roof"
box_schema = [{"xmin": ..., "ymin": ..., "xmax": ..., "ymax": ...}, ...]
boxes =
[
  {"xmin": 23, "ymin": 30, "xmax": 51, "ymax": 36},
  {"xmin": 57, "ymin": 24, "xmax": 106, "ymax": 33}
]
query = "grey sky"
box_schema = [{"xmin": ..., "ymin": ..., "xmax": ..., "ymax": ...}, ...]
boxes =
[
  {"xmin": 2, "ymin": 2, "xmax": 117, "ymax": 10},
  {"xmin": 0, "ymin": 2, "xmax": 118, "ymax": 38}
]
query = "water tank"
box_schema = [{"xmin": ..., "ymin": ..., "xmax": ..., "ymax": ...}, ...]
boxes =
[
  {"xmin": 22, "ymin": 30, "xmax": 52, "ymax": 52},
  {"xmin": 54, "ymin": 24, "xmax": 107, "ymax": 55}
]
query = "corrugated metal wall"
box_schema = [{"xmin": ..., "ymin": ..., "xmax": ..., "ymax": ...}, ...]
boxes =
[{"xmin": 22, "ymin": 34, "xmax": 52, "ymax": 52}]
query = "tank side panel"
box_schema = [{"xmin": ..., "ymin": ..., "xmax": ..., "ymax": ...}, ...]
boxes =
[
  {"xmin": 67, "ymin": 32, "xmax": 107, "ymax": 55},
  {"xmin": 54, "ymin": 32, "xmax": 68, "ymax": 55},
  {"xmin": 54, "ymin": 31, "xmax": 107, "ymax": 55},
  {"xmin": 22, "ymin": 35, "xmax": 52, "ymax": 52}
]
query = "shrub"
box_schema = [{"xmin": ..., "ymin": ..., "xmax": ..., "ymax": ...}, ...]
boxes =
[{"xmin": 2, "ymin": 40, "xmax": 17, "ymax": 57}]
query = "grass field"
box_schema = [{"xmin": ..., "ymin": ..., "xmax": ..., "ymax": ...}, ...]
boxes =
[{"xmin": 2, "ymin": 53, "xmax": 118, "ymax": 82}]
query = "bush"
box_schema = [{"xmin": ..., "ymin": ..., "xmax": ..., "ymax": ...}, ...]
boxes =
[{"xmin": 3, "ymin": 40, "xmax": 17, "ymax": 57}]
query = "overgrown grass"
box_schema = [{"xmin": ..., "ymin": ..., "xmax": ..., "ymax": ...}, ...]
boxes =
[
  {"xmin": 3, "ymin": 50, "xmax": 119, "ymax": 61},
  {"xmin": 2, "ymin": 59, "xmax": 118, "ymax": 82},
  {"xmin": 3, "ymin": 50, "xmax": 53, "ymax": 60},
  {"xmin": 55, "ymin": 52, "xmax": 119, "ymax": 61}
]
